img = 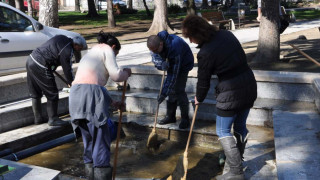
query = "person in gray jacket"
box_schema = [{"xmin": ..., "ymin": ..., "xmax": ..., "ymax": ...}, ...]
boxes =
[
  {"xmin": 26, "ymin": 35, "xmax": 86, "ymax": 126},
  {"xmin": 182, "ymin": 15, "xmax": 257, "ymax": 180}
]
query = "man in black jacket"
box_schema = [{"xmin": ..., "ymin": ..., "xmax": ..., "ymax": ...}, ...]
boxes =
[{"xmin": 26, "ymin": 35, "xmax": 87, "ymax": 126}]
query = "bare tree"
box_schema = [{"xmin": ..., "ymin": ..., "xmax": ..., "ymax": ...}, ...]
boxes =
[
  {"xmin": 202, "ymin": 0, "xmax": 209, "ymax": 9},
  {"xmin": 253, "ymin": 0, "xmax": 280, "ymax": 63},
  {"xmin": 128, "ymin": 0, "xmax": 133, "ymax": 9},
  {"xmin": 147, "ymin": 0, "xmax": 174, "ymax": 34},
  {"xmin": 15, "ymin": 0, "xmax": 24, "ymax": 11},
  {"xmin": 107, "ymin": 0, "xmax": 116, "ymax": 27},
  {"xmin": 87, "ymin": 0, "xmax": 99, "ymax": 17},
  {"xmin": 27, "ymin": 0, "xmax": 33, "ymax": 16},
  {"xmin": 39, "ymin": 0, "xmax": 59, "ymax": 28},
  {"xmin": 186, "ymin": 0, "xmax": 197, "ymax": 15},
  {"xmin": 75, "ymin": 0, "xmax": 81, "ymax": 12},
  {"xmin": 142, "ymin": 0, "xmax": 151, "ymax": 17}
]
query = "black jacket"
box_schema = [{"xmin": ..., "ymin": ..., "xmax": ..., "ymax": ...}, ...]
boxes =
[
  {"xmin": 31, "ymin": 35, "xmax": 74, "ymax": 84},
  {"xmin": 196, "ymin": 30, "xmax": 257, "ymax": 116}
]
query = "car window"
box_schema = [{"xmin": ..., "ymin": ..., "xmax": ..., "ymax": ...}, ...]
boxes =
[{"xmin": 0, "ymin": 6, "xmax": 33, "ymax": 32}]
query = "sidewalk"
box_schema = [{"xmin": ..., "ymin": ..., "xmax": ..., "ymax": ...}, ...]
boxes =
[{"xmin": 116, "ymin": 19, "xmax": 320, "ymax": 66}]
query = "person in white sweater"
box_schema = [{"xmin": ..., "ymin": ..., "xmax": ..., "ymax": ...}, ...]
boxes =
[{"xmin": 69, "ymin": 36, "xmax": 131, "ymax": 180}]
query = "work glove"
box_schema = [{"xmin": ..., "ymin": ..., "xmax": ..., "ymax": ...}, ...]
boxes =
[
  {"xmin": 157, "ymin": 94, "xmax": 166, "ymax": 104},
  {"xmin": 161, "ymin": 61, "xmax": 169, "ymax": 71}
]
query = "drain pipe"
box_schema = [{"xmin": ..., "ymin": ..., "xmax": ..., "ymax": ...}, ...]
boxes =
[
  {"xmin": 0, "ymin": 148, "xmax": 13, "ymax": 158},
  {"xmin": 2, "ymin": 133, "xmax": 76, "ymax": 161}
]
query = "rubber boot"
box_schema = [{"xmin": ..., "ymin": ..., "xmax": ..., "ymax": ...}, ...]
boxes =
[
  {"xmin": 234, "ymin": 131, "xmax": 249, "ymax": 160},
  {"xmin": 158, "ymin": 101, "xmax": 177, "ymax": 125},
  {"xmin": 47, "ymin": 100, "xmax": 69, "ymax": 126},
  {"xmin": 216, "ymin": 137, "xmax": 244, "ymax": 180},
  {"xmin": 94, "ymin": 167, "xmax": 112, "ymax": 180},
  {"xmin": 179, "ymin": 104, "xmax": 190, "ymax": 129},
  {"xmin": 84, "ymin": 163, "xmax": 94, "ymax": 180},
  {"xmin": 32, "ymin": 98, "xmax": 43, "ymax": 124}
]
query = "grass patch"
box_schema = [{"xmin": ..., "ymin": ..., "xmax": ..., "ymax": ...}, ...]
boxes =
[
  {"xmin": 59, "ymin": 10, "xmax": 188, "ymax": 26},
  {"xmin": 292, "ymin": 10, "xmax": 320, "ymax": 20},
  {"xmin": 59, "ymin": 10, "xmax": 154, "ymax": 26}
]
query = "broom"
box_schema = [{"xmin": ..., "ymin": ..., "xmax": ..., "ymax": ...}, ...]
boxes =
[
  {"xmin": 289, "ymin": 44, "xmax": 320, "ymax": 67},
  {"xmin": 147, "ymin": 68, "xmax": 167, "ymax": 150},
  {"xmin": 168, "ymin": 104, "xmax": 199, "ymax": 180},
  {"xmin": 112, "ymin": 81, "xmax": 127, "ymax": 180}
]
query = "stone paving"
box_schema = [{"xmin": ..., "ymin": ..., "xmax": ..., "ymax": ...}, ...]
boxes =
[
  {"xmin": 116, "ymin": 19, "xmax": 320, "ymax": 66},
  {"xmin": 273, "ymin": 110, "xmax": 320, "ymax": 180}
]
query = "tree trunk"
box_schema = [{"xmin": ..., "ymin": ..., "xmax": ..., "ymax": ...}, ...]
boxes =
[
  {"xmin": 27, "ymin": 0, "xmax": 33, "ymax": 16},
  {"xmin": 75, "ymin": 0, "xmax": 81, "ymax": 12},
  {"xmin": 254, "ymin": 0, "xmax": 280, "ymax": 63},
  {"xmin": 15, "ymin": 0, "xmax": 24, "ymax": 11},
  {"xmin": 147, "ymin": 0, "xmax": 175, "ymax": 34},
  {"xmin": 87, "ymin": 0, "xmax": 99, "ymax": 17},
  {"xmin": 128, "ymin": 0, "xmax": 133, "ymax": 9},
  {"xmin": 142, "ymin": 0, "xmax": 151, "ymax": 17},
  {"xmin": 186, "ymin": 0, "xmax": 197, "ymax": 15},
  {"xmin": 202, "ymin": 0, "xmax": 209, "ymax": 9},
  {"xmin": 8, "ymin": 0, "xmax": 15, "ymax": 7},
  {"xmin": 107, "ymin": 0, "xmax": 116, "ymax": 27},
  {"xmin": 39, "ymin": 0, "xmax": 59, "ymax": 28}
]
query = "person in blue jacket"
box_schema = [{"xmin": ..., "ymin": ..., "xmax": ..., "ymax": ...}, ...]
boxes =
[{"xmin": 147, "ymin": 31, "xmax": 194, "ymax": 129}]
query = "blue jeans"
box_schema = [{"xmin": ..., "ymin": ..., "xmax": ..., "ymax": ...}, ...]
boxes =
[{"xmin": 216, "ymin": 108, "xmax": 250, "ymax": 140}]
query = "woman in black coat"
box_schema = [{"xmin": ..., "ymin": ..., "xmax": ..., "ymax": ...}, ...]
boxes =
[{"xmin": 182, "ymin": 15, "xmax": 257, "ymax": 180}]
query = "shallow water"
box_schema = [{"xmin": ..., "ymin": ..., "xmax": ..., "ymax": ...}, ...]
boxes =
[{"xmin": 20, "ymin": 134, "xmax": 223, "ymax": 179}]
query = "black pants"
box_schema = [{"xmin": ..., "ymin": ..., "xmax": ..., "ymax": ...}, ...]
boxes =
[
  {"xmin": 26, "ymin": 57, "xmax": 58, "ymax": 101},
  {"xmin": 168, "ymin": 71, "xmax": 189, "ymax": 107}
]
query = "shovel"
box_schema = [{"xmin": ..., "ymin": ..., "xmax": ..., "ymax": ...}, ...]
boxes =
[
  {"xmin": 289, "ymin": 44, "xmax": 320, "ymax": 67},
  {"xmin": 112, "ymin": 81, "xmax": 127, "ymax": 180},
  {"xmin": 53, "ymin": 71, "xmax": 71, "ymax": 87},
  {"xmin": 168, "ymin": 104, "xmax": 199, "ymax": 180},
  {"xmin": 146, "ymin": 69, "xmax": 166, "ymax": 151}
]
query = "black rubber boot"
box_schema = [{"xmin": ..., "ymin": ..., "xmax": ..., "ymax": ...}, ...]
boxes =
[
  {"xmin": 32, "ymin": 98, "xmax": 43, "ymax": 124},
  {"xmin": 94, "ymin": 167, "xmax": 112, "ymax": 180},
  {"xmin": 158, "ymin": 101, "xmax": 177, "ymax": 125},
  {"xmin": 216, "ymin": 137, "xmax": 244, "ymax": 180},
  {"xmin": 47, "ymin": 100, "xmax": 69, "ymax": 126},
  {"xmin": 234, "ymin": 131, "xmax": 249, "ymax": 160},
  {"xmin": 179, "ymin": 104, "xmax": 190, "ymax": 129},
  {"xmin": 84, "ymin": 163, "xmax": 94, "ymax": 180}
]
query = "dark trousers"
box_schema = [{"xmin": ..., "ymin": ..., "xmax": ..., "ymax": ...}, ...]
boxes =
[
  {"xmin": 26, "ymin": 57, "xmax": 58, "ymax": 101},
  {"xmin": 168, "ymin": 71, "xmax": 189, "ymax": 108},
  {"xmin": 168, "ymin": 72, "xmax": 189, "ymax": 106},
  {"xmin": 78, "ymin": 119, "xmax": 111, "ymax": 167}
]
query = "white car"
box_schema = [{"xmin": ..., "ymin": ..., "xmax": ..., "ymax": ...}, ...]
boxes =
[{"xmin": 0, "ymin": 2, "xmax": 82, "ymax": 76}]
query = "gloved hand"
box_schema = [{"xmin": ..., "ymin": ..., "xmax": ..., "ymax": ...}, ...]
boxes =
[
  {"xmin": 157, "ymin": 94, "xmax": 166, "ymax": 104},
  {"xmin": 161, "ymin": 61, "xmax": 169, "ymax": 71}
]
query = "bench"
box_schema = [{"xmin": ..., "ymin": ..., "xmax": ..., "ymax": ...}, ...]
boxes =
[{"xmin": 200, "ymin": 11, "xmax": 235, "ymax": 30}]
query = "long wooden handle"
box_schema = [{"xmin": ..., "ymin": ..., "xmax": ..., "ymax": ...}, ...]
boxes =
[
  {"xmin": 53, "ymin": 71, "xmax": 71, "ymax": 87},
  {"xmin": 112, "ymin": 81, "xmax": 127, "ymax": 180},
  {"xmin": 184, "ymin": 105, "xmax": 199, "ymax": 154},
  {"xmin": 152, "ymin": 69, "xmax": 166, "ymax": 131},
  {"xmin": 289, "ymin": 44, "xmax": 320, "ymax": 67}
]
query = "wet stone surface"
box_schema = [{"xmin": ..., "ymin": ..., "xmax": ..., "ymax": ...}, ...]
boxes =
[{"xmin": 19, "ymin": 119, "xmax": 276, "ymax": 180}]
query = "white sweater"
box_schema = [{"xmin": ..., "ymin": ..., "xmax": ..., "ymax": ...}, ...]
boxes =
[{"xmin": 72, "ymin": 44, "xmax": 129, "ymax": 86}]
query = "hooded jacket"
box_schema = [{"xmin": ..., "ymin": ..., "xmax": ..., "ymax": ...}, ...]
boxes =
[{"xmin": 151, "ymin": 31, "xmax": 194, "ymax": 96}]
